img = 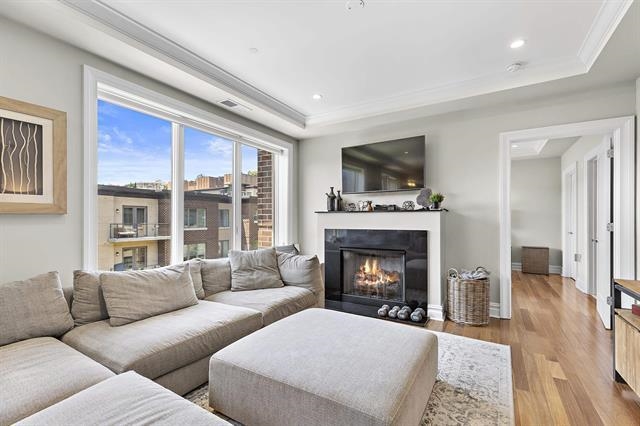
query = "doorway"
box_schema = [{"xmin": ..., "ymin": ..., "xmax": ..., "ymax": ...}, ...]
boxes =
[{"xmin": 499, "ymin": 116, "xmax": 635, "ymax": 320}]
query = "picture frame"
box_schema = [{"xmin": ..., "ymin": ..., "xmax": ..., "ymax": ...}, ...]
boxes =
[{"xmin": 0, "ymin": 96, "xmax": 67, "ymax": 214}]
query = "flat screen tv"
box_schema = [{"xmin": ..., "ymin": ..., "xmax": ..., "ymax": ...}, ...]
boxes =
[{"xmin": 341, "ymin": 136, "xmax": 425, "ymax": 194}]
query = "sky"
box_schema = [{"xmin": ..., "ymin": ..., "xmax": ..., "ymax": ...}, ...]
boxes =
[{"xmin": 98, "ymin": 99, "xmax": 258, "ymax": 186}]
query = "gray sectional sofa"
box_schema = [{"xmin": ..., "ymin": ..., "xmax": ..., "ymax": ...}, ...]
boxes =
[{"xmin": 0, "ymin": 247, "xmax": 324, "ymax": 425}]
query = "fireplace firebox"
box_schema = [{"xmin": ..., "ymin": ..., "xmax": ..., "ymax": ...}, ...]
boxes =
[{"xmin": 324, "ymin": 229, "xmax": 428, "ymax": 318}]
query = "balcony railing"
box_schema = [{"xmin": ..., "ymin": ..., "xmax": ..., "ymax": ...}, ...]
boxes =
[{"xmin": 109, "ymin": 223, "xmax": 170, "ymax": 240}]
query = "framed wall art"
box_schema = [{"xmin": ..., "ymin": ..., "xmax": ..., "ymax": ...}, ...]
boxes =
[{"xmin": 0, "ymin": 96, "xmax": 66, "ymax": 214}]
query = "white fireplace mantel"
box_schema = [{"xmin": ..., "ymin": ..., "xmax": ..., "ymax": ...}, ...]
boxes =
[{"xmin": 316, "ymin": 211, "xmax": 446, "ymax": 321}]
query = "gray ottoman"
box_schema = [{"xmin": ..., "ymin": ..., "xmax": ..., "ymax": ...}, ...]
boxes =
[{"xmin": 209, "ymin": 308, "xmax": 438, "ymax": 426}]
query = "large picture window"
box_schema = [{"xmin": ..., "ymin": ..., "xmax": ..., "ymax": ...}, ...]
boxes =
[{"xmin": 94, "ymin": 95, "xmax": 282, "ymax": 270}]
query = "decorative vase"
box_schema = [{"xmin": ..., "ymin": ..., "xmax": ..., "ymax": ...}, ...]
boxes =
[
  {"xmin": 402, "ymin": 201, "xmax": 415, "ymax": 211},
  {"xmin": 336, "ymin": 190, "xmax": 343, "ymax": 211},
  {"xmin": 366, "ymin": 201, "xmax": 373, "ymax": 212},
  {"xmin": 431, "ymin": 202, "xmax": 440, "ymax": 210},
  {"xmin": 416, "ymin": 188, "xmax": 432, "ymax": 209},
  {"xmin": 325, "ymin": 187, "xmax": 337, "ymax": 211}
]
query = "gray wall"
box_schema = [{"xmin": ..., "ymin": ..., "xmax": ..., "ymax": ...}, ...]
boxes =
[
  {"xmin": 0, "ymin": 17, "xmax": 296, "ymax": 284},
  {"xmin": 298, "ymin": 83, "xmax": 636, "ymax": 304},
  {"xmin": 510, "ymin": 157, "xmax": 562, "ymax": 267}
]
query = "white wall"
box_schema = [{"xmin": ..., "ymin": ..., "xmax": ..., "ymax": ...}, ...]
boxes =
[
  {"xmin": 298, "ymin": 84, "xmax": 636, "ymax": 304},
  {"xmin": 0, "ymin": 17, "xmax": 296, "ymax": 285},
  {"xmin": 510, "ymin": 157, "xmax": 562, "ymax": 267}
]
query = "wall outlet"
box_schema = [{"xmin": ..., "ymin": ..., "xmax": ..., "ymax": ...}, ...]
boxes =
[{"xmin": 574, "ymin": 253, "xmax": 582, "ymax": 262}]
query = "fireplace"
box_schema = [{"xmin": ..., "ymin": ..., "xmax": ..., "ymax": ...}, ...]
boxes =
[
  {"xmin": 324, "ymin": 229, "xmax": 428, "ymax": 318},
  {"xmin": 342, "ymin": 248, "xmax": 405, "ymax": 305}
]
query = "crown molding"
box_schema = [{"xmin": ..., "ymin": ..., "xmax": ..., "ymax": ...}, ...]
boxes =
[
  {"xmin": 578, "ymin": 0, "xmax": 633, "ymax": 69},
  {"xmin": 60, "ymin": 0, "xmax": 306, "ymax": 129},
  {"xmin": 306, "ymin": 57, "xmax": 588, "ymax": 127}
]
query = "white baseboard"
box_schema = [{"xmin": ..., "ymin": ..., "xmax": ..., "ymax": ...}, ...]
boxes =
[
  {"xmin": 427, "ymin": 304, "xmax": 444, "ymax": 321},
  {"xmin": 511, "ymin": 262, "xmax": 562, "ymax": 275},
  {"xmin": 575, "ymin": 279, "xmax": 588, "ymax": 294},
  {"xmin": 489, "ymin": 302, "xmax": 501, "ymax": 318}
]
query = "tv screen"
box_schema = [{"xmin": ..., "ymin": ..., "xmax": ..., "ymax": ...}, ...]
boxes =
[{"xmin": 341, "ymin": 136, "xmax": 425, "ymax": 194}]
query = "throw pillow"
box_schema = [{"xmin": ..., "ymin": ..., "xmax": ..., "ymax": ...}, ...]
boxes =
[
  {"xmin": 100, "ymin": 264, "xmax": 198, "ymax": 326},
  {"xmin": 185, "ymin": 258, "xmax": 205, "ymax": 299},
  {"xmin": 277, "ymin": 252, "xmax": 324, "ymax": 295},
  {"xmin": 201, "ymin": 258, "xmax": 232, "ymax": 296},
  {"xmin": 71, "ymin": 270, "xmax": 109, "ymax": 326},
  {"xmin": 0, "ymin": 271, "xmax": 74, "ymax": 345},
  {"xmin": 228, "ymin": 248, "xmax": 284, "ymax": 291}
]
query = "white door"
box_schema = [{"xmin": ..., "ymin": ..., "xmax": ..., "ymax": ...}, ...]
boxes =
[
  {"xmin": 586, "ymin": 157, "xmax": 598, "ymax": 296},
  {"xmin": 595, "ymin": 140, "xmax": 612, "ymax": 329},
  {"xmin": 562, "ymin": 167, "xmax": 577, "ymax": 279}
]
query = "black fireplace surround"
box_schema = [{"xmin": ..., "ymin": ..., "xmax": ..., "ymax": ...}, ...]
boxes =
[{"xmin": 324, "ymin": 229, "xmax": 428, "ymax": 318}]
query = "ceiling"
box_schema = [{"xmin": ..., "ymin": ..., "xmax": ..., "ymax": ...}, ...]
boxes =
[
  {"xmin": 0, "ymin": 0, "xmax": 637, "ymax": 139},
  {"xmin": 511, "ymin": 137, "xmax": 580, "ymax": 161}
]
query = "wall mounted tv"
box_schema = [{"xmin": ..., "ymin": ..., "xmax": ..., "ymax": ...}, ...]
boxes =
[{"xmin": 341, "ymin": 136, "xmax": 425, "ymax": 194}]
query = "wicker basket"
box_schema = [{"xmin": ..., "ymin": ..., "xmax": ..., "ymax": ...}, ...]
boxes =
[{"xmin": 446, "ymin": 267, "xmax": 490, "ymax": 326}]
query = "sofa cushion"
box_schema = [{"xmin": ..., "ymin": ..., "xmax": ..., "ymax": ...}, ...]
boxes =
[
  {"xmin": 205, "ymin": 286, "xmax": 316, "ymax": 326},
  {"xmin": 201, "ymin": 258, "xmax": 232, "ymax": 296},
  {"xmin": 185, "ymin": 258, "xmax": 205, "ymax": 299},
  {"xmin": 229, "ymin": 248, "xmax": 284, "ymax": 292},
  {"xmin": 277, "ymin": 252, "xmax": 324, "ymax": 295},
  {"xmin": 0, "ymin": 337, "xmax": 114, "ymax": 425},
  {"xmin": 62, "ymin": 301, "xmax": 262, "ymax": 379},
  {"xmin": 274, "ymin": 244, "xmax": 299, "ymax": 254},
  {"xmin": 0, "ymin": 272, "xmax": 74, "ymax": 346},
  {"xmin": 100, "ymin": 264, "xmax": 198, "ymax": 326},
  {"xmin": 71, "ymin": 270, "xmax": 109, "ymax": 326},
  {"xmin": 16, "ymin": 371, "xmax": 230, "ymax": 426}
]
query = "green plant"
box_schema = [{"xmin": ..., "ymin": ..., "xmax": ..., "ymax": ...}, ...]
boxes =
[{"xmin": 429, "ymin": 193, "xmax": 445, "ymax": 203}]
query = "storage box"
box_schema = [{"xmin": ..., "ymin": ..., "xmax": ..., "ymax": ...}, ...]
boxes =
[{"xmin": 521, "ymin": 246, "xmax": 549, "ymax": 275}]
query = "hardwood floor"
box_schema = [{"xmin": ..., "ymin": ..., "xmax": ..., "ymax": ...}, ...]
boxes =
[{"xmin": 426, "ymin": 271, "xmax": 640, "ymax": 425}]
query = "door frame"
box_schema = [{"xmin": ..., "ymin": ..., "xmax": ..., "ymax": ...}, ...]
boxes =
[
  {"xmin": 561, "ymin": 163, "xmax": 578, "ymax": 281},
  {"xmin": 584, "ymin": 140, "xmax": 609, "ymax": 297},
  {"xmin": 498, "ymin": 116, "xmax": 635, "ymax": 319}
]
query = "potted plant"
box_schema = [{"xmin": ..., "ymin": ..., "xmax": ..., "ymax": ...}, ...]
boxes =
[{"xmin": 429, "ymin": 193, "xmax": 445, "ymax": 210}]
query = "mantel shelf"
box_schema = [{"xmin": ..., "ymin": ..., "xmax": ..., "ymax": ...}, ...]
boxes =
[{"xmin": 314, "ymin": 209, "xmax": 447, "ymax": 214}]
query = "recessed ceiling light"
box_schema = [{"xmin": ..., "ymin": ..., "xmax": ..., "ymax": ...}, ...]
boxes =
[
  {"xmin": 404, "ymin": 151, "xmax": 409, "ymax": 154},
  {"xmin": 510, "ymin": 39, "xmax": 525, "ymax": 49},
  {"xmin": 248, "ymin": 47, "xmax": 259, "ymax": 54},
  {"xmin": 512, "ymin": 144, "xmax": 520, "ymax": 148},
  {"xmin": 312, "ymin": 94, "xmax": 323, "ymax": 100}
]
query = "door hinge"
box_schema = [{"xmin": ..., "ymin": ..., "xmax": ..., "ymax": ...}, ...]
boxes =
[
  {"xmin": 606, "ymin": 148, "xmax": 614, "ymax": 159},
  {"xmin": 606, "ymin": 223, "xmax": 614, "ymax": 232},
  {"xmin": 606, "ymin": 296, "xmax": 614, "ymax": 306}
]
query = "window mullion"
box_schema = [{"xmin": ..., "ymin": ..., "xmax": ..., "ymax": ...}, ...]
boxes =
[
  {"xmin": 171, "ymin": 123, "xmax": 185, "ymax": 264},
  {"xmin": 232, "ymin": 141, "xmax": 243, "ymax": 251}
]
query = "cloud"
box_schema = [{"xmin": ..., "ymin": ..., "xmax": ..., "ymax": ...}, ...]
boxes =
[
  {"xmin": 112, "ymin": 127, "xmax": 133, "ymax": 144},
  {"xmin": 206, "ymin": 137, "xmax": 233, "ymax": 156}
]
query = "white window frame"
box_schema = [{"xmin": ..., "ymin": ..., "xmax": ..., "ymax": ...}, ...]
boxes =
[{"xmin": 83, "ymin": 66, "xmax": 295, "ymax": 269}]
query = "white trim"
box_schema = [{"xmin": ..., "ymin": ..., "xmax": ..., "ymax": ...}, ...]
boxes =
[
  {"xmin": 427, "ymin": 304, "xmax": 444, "ymax": 322},
  {"xmin": 511, "ymin": 263, "xmax": 562, "ymax": 275},
  {"xmin": 170, "ymin": 123, "xmax": 184, "ymax": 264},
  {"xmin": 575, "ymin": 278, "xmax": 588, "ymax": 294},
  {"xmin": 62, "ymin": 0, "xmax": 305, "ymax": 128},
  {"xmin": 83, "ymin": 67, "xmax": 99, "ymax": 269},
  {"xmin": 489, "ymin": 302, "xmax": 501, "ymax": 319},
  {"xmin": 499, "ymin": 116, "xmax": 636, "ymax": 319},
  {"xmin": 577, "ymin": 0, "xmax": 633, "ymax": 69}
]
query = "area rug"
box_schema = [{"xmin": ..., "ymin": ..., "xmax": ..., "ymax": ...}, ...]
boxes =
[{"xmin": 185, "ymin": 331, "xmax": 514, "ymax": 426}]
